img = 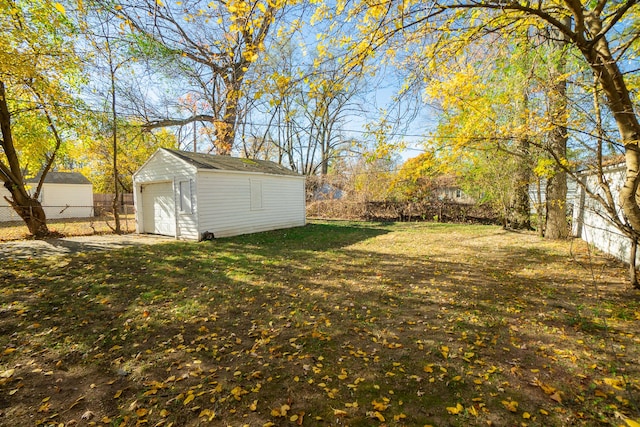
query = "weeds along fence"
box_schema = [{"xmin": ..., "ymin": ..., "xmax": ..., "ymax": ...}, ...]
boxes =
[
  {"xmin": 0, "ymin": 198, "xmax": 135, "ymax": 241},
  {"xmin": 307, "ymin": 199, "xmax": 499, "ymax": 224}
]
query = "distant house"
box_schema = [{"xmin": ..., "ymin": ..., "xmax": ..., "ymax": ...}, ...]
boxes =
[
  {"xmin": 432, "ymin": 175, "xmax": 475, "ymax": 204},
  {"xmin": 0, "ymin": 172, "xmax": 93, "ymax": 222},
  {"xmin": 133, "ymin": 148, "xmax": 306, "ymax": 240},
  {"xmin": 311, "ymin": 182, "xmax": 344, "ymax": 201}
]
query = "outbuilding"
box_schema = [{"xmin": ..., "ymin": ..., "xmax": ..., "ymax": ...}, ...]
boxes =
[
  {"xmin": 133, "ymin": 148, "xmax": 306, "ymax": 240},
  {"xmin": 0, "ymin": 171, "xmax": 94, "ymax": 222},
  {"xmin": 572, "ymin": 160, "xmax": 631, "ymax": 263}
]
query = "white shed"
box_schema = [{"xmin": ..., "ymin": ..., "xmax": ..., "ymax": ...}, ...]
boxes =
[
  {"xmin": 133, "ymin": 148, "xmax": 306, "ymax": 240},
  {"xmin": 0, "ymin": 171, "xmax": 93, "ymax": 221},
  {"xmin": 572, "ymin": 161, "xmax": 634, "ymax": 263}
]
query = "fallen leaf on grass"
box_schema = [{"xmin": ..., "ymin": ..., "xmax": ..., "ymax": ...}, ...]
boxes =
[
  {"xmin": 446, "ymin": 403, "xmax": 463, "ymax": 414},
  {"xmin": 199, "ymin": 409, "xmax": 215, "ymax": 421},
  {"xmin": 372, "ymin": 399, "xmax": 389, "ymax": 411},
  {"xmin": 81, "ymin": 410, "xmax": 94, "ymax": 420},
  {"xmin": 333, "ymin": 409, "xmax": 348, "ymax": 417},
  {"xmin": 441, "ymin": 345, "xmax": 449, "ymax": 359},
  {"xmin": 0, "ymin": 369, "xmax": 14, "ymax": 378},
  {"xmin": 183, "ymin": 393, "xmax": 195, "ymax": 405},
  {"xmin": 502, "ymin": 400, "xmax": 518, "ymax": 412},
  {"xmin": 371, "ymin": 411, "xmax": 385, "ymax": 421},
  {"xmin": 623, "ymin": 418, "xmax": 640, "ymax": 427},
  {"xmin": 271, "ymin": 404, "xmax": 290, "ymax": 417}
]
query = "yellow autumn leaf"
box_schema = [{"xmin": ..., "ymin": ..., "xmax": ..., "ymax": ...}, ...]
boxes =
[
  {"xmin": 1, "ymin": 369, "xmax": 15, "ymax": 378},
  {"xmin": 523, "ymin": 412, "xmax": 531, "ymax": 419},
  {"xmin": 333, "ymin": 409, "xmax": 348, "ymax": 416},
  {"xmin": 446, "ymin": 403, "xmax": 463, "ymax": 414},
  {"xmin": 338, "ymin": 369, "xmax": 348, "ymax": 380},
  {"xmin": 440, "ymin": 345, "xmax": 449, "ymax": 359},
  {"xmin": 53, "ymin": 2, "xmax": 66, "ymax": 14},
  {"xmin": 604, "ymin": 377, "xmax": 626, "ymax": 390},
  {"xmin": 372, "ymin": 400, "xmax": 388, "ymax": 411},
  {"xmin": 183, "ymin": 393, "xmax": 195, "ymax": 405},
  {"xmin": 199, "ymin": 409, "xmax": 216, "ymax": 421},
  {"xmin": 257, "ymin": 2, "xmax": 266, "ymax": 13},
  {"xmin": 501, "ymin": 400, "xmax": 518, "ymax": 412},
  {"xmin": 624, "ymin": 418, "xmax": 640, "ymax": 427},
  {"xmin": 249, "ymin": 400, "xmax": 258, "ymax": 411},
  {"xmin": 271, "ymin": 404, "xmax": 289, "ymax": 417},
  {"xmin": 136, "ymin": 408, "xmax": 148, "ymax": 417},
  {"xmin": 270, "ymin": 408, "xmax": 281, "ymax": 417},
  {"xmin": 372, "ymin": 411, "xmax": 385, "ymax": 421},
  {"xmin": 113, "ymin": 390, "xmax": 123, "ymax": 399}
]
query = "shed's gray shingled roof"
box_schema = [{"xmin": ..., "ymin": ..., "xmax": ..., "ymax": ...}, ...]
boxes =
[
  {"xmin": 164, "ymin": 148, "xmax": 301, "ymax": 177},
  {"xmin": 26, "ymin": 171, "xmax": 92, "ymax": 185}
]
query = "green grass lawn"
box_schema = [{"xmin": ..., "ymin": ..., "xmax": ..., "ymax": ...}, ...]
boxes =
[{"xmin": 0, "ymin": 221, "xmax": 639, "ymax": 426}]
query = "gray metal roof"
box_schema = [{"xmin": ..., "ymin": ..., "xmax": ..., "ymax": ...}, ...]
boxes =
[
  {"xmin": 26, "ymin": 171, "xmax": 92, "ymax": 185},
  {"xmin": 164, "ymin": 148, "xmax": 302, "ymax": 177}
]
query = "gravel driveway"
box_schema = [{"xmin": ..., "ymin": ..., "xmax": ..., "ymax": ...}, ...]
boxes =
[{"xmin": 0, "ymin": 234, "xmax": 174, "ymax": 260}]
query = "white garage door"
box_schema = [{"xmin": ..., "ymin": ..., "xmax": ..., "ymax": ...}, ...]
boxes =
[{"xmin": 142, "ymin": 182, "xmax": 176, "ymax": 236}]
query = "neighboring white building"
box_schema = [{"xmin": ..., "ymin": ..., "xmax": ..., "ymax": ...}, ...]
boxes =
[
  {"xmin": 529, "ymin": 176, "xmax": 578, "ymax": 215},
  {"xmin": 572, "ymin": 161, "xmax": 634, "ymax": 263},
  {"xmin": 0, "ymin": 172, "xmax": 94, "ymax": 221},
  {"xmin": 133, "ymin": 148, "xmax": 306, "ymax": 240}
]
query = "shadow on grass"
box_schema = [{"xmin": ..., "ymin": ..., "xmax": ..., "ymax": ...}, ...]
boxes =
[{"xmin": 0, "ymin": 221, "xmax": 638, "ymax": 426}]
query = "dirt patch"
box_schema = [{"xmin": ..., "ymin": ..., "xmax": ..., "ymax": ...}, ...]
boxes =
[{"xmin": 0, "ymin": 234, "xmax": 173, "ymax": 260}]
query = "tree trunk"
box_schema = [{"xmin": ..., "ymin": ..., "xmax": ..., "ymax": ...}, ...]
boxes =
[
  {"xmin": 575, "ymin": 19, "xmax": 640, "ymax": 235},
  {"xmin": 545, "ymin": 172, "xmax": 568, "ymax": 238},
  {"xmin": 509, "ymin": 134, "xmax": 532, "ymax": 230},
  {"xmin": 110, "ymin": 52, "xmax": 122, "ymax": 234},
  {"xmin": 5, "ymin": 186, "xmax": 50, "ymax": 238},
  {"xmin": 0, "ymin": 81, "xmax": 51, "ymax": 238},
  {"xmin": 545, "ymin": 19, "xmax": 569, "ymax": 239},
  {"xmin": 630, "ymin": 236, "xmax": 639, "ymax": 289},
  {"xmin": 535, "ymin": 178, "xmax": 545, "ymax": 236}
]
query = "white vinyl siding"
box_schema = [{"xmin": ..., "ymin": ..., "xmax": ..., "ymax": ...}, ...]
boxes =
[
  {"xmin": 0, "ymin": 184, "xmax": 93, "ymax": 221},
  {"xmin": 572, "ymin": 165, "xmax": 632, "ymax": 263},
  {"xmin": 250, "ymin": 179, "xmax": 263, "ymax": 210},
  {"xmin": 179, "ymin": 180, "xmax": 193, "ymax": 214},
  {"xmin": 39, "ymin": 183, "xmax": 94, "ymax": 219},
  {"xmin": 133, "ymin": 150, "xmax": 198, "ymax": 239},
  {"xmin": 197, "ymin": 172, "xmax": 305, "ymax": 238}
]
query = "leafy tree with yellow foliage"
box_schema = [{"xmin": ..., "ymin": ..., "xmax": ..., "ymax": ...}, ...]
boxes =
[
  {"xmin": 111, "ymin": 0, "xmax": 298, "ymax": 154},
  {"xmin": 344, "ymin": 0, "xmax": 640, "ymax": 285},
  {"xmin": 0, "ymin": 0, "xmax": 82, "ymax": 237}
]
